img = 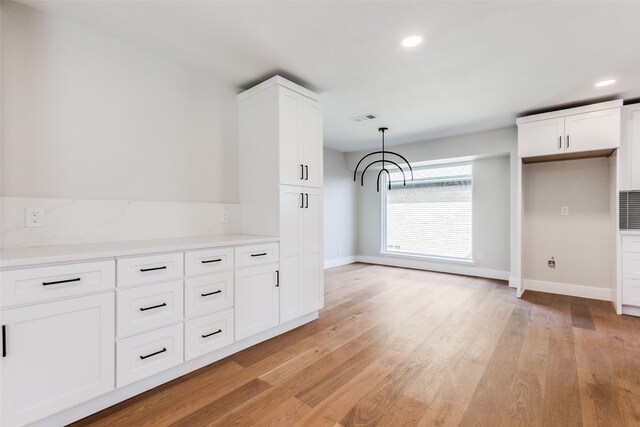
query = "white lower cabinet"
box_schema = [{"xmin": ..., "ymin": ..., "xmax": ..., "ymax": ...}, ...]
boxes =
[
  {"xmin": 184, "ymin": 308, "xmax": 234, "ymax": 360},
  {"xmin": 116, "ymin": 322, "xmax": 184, "ymax": 387},
  {"xmin": 184, "ymin": 272, "xmax": 234, "ymax": 319},
  {"xmin": 279, "ymin": 186, "xmax": 324, "ymax": 323},
  {"xmin": 0, "ymin": 293, "xmax": 115, "ymax": 427},
  {"xmin": 235, "ymin": 264, "xmax": 280, "ymax": 340}
]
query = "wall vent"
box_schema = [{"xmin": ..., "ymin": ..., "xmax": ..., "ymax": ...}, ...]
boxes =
[
  {"xmin": 620, "ymin": 191, "xmax": 640, "ymax": 230},
  {"xmin": 351, "ymin": 113, "xmax": 378, "ymax": 122}
]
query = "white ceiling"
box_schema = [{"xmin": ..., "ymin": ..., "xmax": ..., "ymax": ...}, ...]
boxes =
[{"xmin": 19, "ymin": 0, "xmax": 640, "ymax": 152}]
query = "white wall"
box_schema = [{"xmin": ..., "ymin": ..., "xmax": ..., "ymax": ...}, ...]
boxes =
[
  {"xmin": 1, "ymin": 1, "xmax": 238, "ymax": 203},
  {"xmin": 347, "ymin": 127, "xmax": 517, "ymax": 279},
  {"xmin": 0, "ymin": 2, "xmax": 241, "ymax": 247},
  {"xmin": 523, "ymin": 157, "xmax": 611, "ymax": 290},
  {"xmin": 323, "ymin": 148, "xmax": 357, "ymax": 267}
]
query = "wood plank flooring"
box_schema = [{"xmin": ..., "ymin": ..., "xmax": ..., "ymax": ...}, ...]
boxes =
[{"xmin": 72, "ymin": 263, "xmax": 640, "ymax": 426}]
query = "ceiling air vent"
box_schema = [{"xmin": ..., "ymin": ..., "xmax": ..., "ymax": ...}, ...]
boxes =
[{"xmin": 351, "ymin": 113, "xmax": 378, "ymax": 122}]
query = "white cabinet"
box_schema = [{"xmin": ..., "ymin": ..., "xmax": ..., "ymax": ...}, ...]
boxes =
[
  {"xmin": 279, "ymin": 186, "xmax": 324, "ymax": 323},
  {"xmin": 235, "ymin": 264, "xmax": 280, "ymax": 341},
  {"xmin": 619, "ymin": 105, "xmax": 640, "ymax": 190},
  {"xmin": 278, "ymin": 86, "xmax": 323, "ymax": 188},
  {"xmin": 517, "ymin": 100, "xmax": 622, "ymax": 159},
  {"xmin": 0, "ymin": 293, "xmax": 115, "ymax": 427},
  {"xmin": 622, "ymin": 235, "xmax": 640, "ymax": 311}
]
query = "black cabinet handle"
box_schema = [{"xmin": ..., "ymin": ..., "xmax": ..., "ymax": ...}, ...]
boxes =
[
  {"xmin": 566, "ymin": 135, "xmax": 570, "ymax": 149},
  {"xmin": 300, "ymin": 164, "xmax": 304, "ymax": 180},
  {"xmin": 201, "ymin": 290, "xmax": 222, "ymax": 297},
  {"xmin": 2, "ymin": 325, "xmax": 6, "ymax": 358},
  {"xmin": 140, "ymin": 302, "xmax": 167, "ymax": 311},
  {"xmin": 300, "ymin": 192, "xmax": 304, "ymax": 208},
  {"xmin": 43, "ymin": 277, "xmax": 80, "ymax": 286},
  {"xmin": 140, "ymin": 348, "xmax": 166, "ymax": 360},
  {"xmin": 276, "ymin": 270, "xmax": 280, "ymax": 287},
  {"xmin": 140, "ymin": 266, "xmax": 167, "ymax": 272},
  {"xmin": 251, "ymin": 253, "xmax": 267, "ymax": 257},
  {"xmin": 202, "ymin": 329, "xmax": 222, "ymax": 338},
  {"xmin": 305, "ymin": 193, "xmax": 309, "ymax": 208},
  {"xmin": 201, "ymin": 259, "xmax": 222, "ymax": 264},
  {"xmin": 305, "ymin": 165, "xmax": 309, "ymax": 180}
]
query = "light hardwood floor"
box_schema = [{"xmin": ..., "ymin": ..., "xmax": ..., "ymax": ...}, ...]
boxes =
[{"xmin": 73, "ymin": 263, "xmax": 640, "ymax": 426}]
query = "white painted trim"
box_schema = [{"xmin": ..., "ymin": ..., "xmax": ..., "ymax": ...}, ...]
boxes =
[
  {"xmin": 356, "ymin": 255, "xmax": 509, "ymax": 281},
  {"xmin": 33, "ymin": 312, "xmax": 319, "ymax": 427},
  {"xmin": 508, "ymin": 276, "xmax": 519, "ymax": 289},
  {"xmin": 621, "ymin": 305, "xmax": 640, "ymax": 317},
  {"xmin": 324, "ymin": 256, "xmax": 357, "ymax": 269},
  {"xmin": 522, "ymin": 279, "xmax": 611, "ymax": 301},
  {"xmin": 237, "ymin": 75, "xmax": 318, "ymax": 102},
  {"xmin": 516, "ymin": 99, "xmax": 623, "ymax": 125}
]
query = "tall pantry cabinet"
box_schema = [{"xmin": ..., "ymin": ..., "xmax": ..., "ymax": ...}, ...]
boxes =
[{"xmin": 238, "ymin": 76, "xmax": 324, "ymax": 325}]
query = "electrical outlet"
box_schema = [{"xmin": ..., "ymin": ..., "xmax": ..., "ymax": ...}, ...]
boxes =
[
  {"xmin": 221, "ymin": 210, "xmax": 229, "ymax": 223},
  {"xmin": 560, "ymin": 206, "xmax": 569, "ymax": 216},
  {"xmin": 548, "ymin": 257, "xmax": 556, "ymax": 269},
  {"xmin": 25, "ymin": 207, "xmax": 43, "ymax": 228}
]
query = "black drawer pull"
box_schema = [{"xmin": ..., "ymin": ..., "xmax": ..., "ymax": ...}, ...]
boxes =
[
  {"xmin": 140, "ymin": 302, "xmax": 167, "ymax": 311},
  {"xmin": 201, "ymin": 259, "xmax": 222, "ymax": 264},
  {"xmin": 305, "ymin": 165, "xmax": 309, "ymax": 180},
  {"xmin": 42, "ymin": 277, "xmax": 81, "ymax": 286},
  {"xmin": 2, "ymin": 325, "xmax": 6, "ymax": 358},
  {"xmin": 140, "ymin": 348, "xmax": 166, "ymax": 360},
  {"xmin": 140, "ymin": 266, "xmax": 167, "ymax": 272},
  {"xmin": 201, "ymin": 290, "xmax": 222, "ymax": 297},
  {"xmin": 251, "ymin": 253, "xmax": 267, "ymax": 257},
  {"xmin": 300, "ymin": 164, "xmax": 304, "ymax": 180},
  {"xmin": 202, "ymin": 329, "xmax": 222, "ymax": 338}
]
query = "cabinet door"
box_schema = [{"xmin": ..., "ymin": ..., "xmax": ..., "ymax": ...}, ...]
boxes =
[
  {"xmin": 278, "ymin": 87, "xmax": 303, "ymax": 186},
  {"xmin": 301, "ymin": 97, "xmax": 323, "ymax": 188},
  {"xmin": 518, "ymin": 117, "xmax": 564, "ymax": 158},
  {"xmin": 1, "ymin": 293, "xmax": 115, "ymax": 427},
  {"xmin": 632, "ymin": 111, "xmax": 640, "ymax": 189},
  {"xmin": 302, "ymin": 189, "xmax": 324, "ymax": 313},
  {"xmin": 235, "ymin": 264, "xmax": 279, "ymax": 340},
  {"xmin": 564, "ymin": 108, "xmax": 620, "ymax": 153},
  {"xmin": 279, "ymin": 186, "xmax": 304, "ymax": 323}
]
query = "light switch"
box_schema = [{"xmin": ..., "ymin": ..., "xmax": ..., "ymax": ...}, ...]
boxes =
[{"xmin": 560, "ymin": 206, "xmax": 569, "ymax": 216}]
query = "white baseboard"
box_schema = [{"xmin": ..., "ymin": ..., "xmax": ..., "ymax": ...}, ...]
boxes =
[
  {"xmin": 356, "ymin": 255, "xmax": 510, "ymax": 281},
  {"xmin": 34, "ymin": 312, "xmax": 319, "ymax": 427},
  {"xmin": 621, "ymin": 305, "xmax": 640, "ymax": 317},
  {"xmin": 508, "ymin": 276, "xmax": 519, "ymax": 289},
  {"xmin": 324, "ymin": 256, "xmax": 357, "ymax": 269},
  {"xmin": 523, "ymin": 279, "xmax": 612, "ymax": 301}
]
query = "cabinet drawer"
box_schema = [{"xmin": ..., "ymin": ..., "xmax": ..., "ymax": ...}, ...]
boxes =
[
  {"xmin": 116, "ymin": 280, "xmax": 184, "ymax": 338},
  {"xmin": 184, "ymin": 309, "xmax": 234, "ymax": 361},
  {"xmin": 0, "ymin": 260, "xmax": 115, "ymax": 308},
  {"xmin": 623, "ymin": 252, "xmax": 640, "ymax": 280},
  {"xmin": 235, "ymin": 243, "xmax": 279, "ymax": 268},
  {"xmin": 622, "ymin": 278, "xmax": 640, "ymax": 307},
  {"xmin": 622, "ymin": 235, "xmax": 640, "ymax": 253},
  {"xmin": 185, "ymin": 272, "xmax": 233, "ymax": 319},
  {"xmin": 185, "ymin": 247, "xmax": 233, "ymax": 277},
  {"xmin": 117, "ymin": 253, "xmax": 183, "ymax": 288},
  {"xmin": 116, "ymin": 323, "xmax": 183, "ymax": 387}
]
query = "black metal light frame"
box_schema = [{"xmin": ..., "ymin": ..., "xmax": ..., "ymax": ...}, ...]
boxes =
[{"xmin": 353, "ymin": 127, "xmax": 414, "ymax": 192}]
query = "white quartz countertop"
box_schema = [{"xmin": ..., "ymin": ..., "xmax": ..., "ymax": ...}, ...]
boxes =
[{"xmin": 0, "ymin": 235, "xmax": 278, "ymax": 269}]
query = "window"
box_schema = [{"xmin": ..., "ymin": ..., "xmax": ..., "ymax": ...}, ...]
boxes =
[{"xmin": 383, "ymin": 163, "xmax": 473, "ymax": 261}]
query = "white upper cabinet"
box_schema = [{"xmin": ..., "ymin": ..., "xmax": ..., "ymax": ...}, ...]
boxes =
[
  {"xmin": 619, "ymin": 105, "xmax": 640, "ymax": 190},
  {"xmin": 517, "ymin": 100, "xmax": 622, "ymax": 159},
  {"xmin": 278, "ymin": 87, "xmax": 323, "ymax": 188}
]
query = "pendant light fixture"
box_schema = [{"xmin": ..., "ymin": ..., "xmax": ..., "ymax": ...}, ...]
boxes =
[{"xmin": 353, "ymin": 127, "xmax": 414, "ymax": 192}]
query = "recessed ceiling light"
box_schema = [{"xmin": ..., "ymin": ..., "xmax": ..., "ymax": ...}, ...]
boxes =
[
  {"xmin": 401, "ymin": 35, "xmax": 423, "ymax": 48},
  {"xmin": 595, "ymin": 79, "xmax": 616, "ymax": 87}
]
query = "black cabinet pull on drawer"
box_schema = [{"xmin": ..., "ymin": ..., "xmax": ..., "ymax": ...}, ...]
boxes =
[
  {"xmin": 251, "ymin": 253, "xmax": 267, "ymax": 257},
  {"xmin": 139, "ymin": 302, "xmax": 167, "ymax": 311},
  {"xmin": 140, "ymin": 347, "xmax": 166, "ymax": 360},
  {"xmin": 201, "ymin": 259, "xmax": 222, "ymax": 264},
  {"xmin": 202, "ymin": 329, "xmax": 222, "ymax": 339},
  {"xmin": 2, "ymin": 325, "xmax": 6, "ymax": 358},
  {"xmin": 140, "ymin": 266, "xmax": 167, "ymax": 272},
  {"xmin": 201, "ymin": 290, "xmax": 222, "ymax": 297},
  {"xmin": 42, "ymin": 277, "xmax": 81, "ymax": 286}
]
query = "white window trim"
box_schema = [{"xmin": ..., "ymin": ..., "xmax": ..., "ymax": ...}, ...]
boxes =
[{"xmin": 380, "ymin": 162, "xmax": 474, "ymax": 263}]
